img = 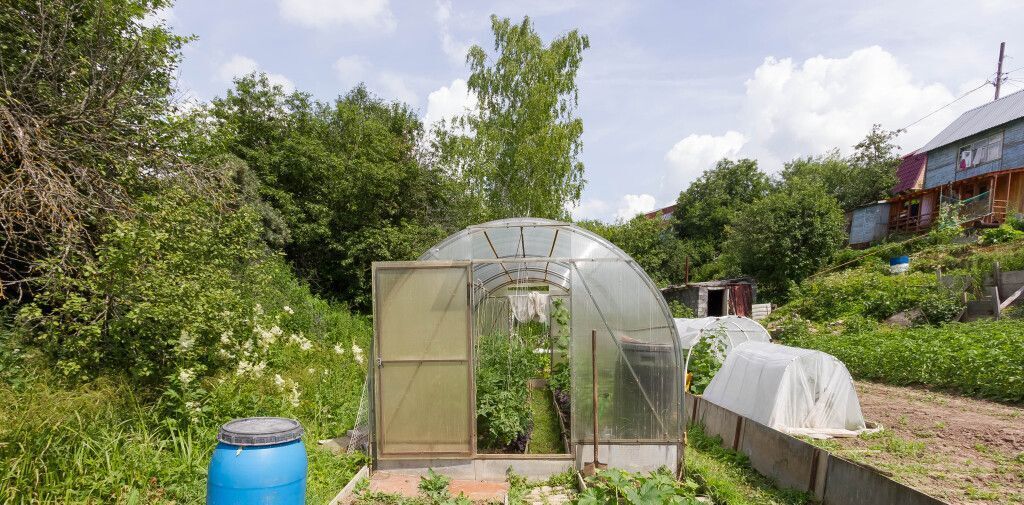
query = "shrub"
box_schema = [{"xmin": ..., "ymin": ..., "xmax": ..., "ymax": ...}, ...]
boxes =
[
  {"xmin": 779, "ymin": 319, "xmax": 1024, "ymax": 402},
  {"xmin": 17, "ymin": 188, "xmax": 268, "ymax": 391},
  {"xmin": 1008, "ymin": 215, "xmax": 1024, "ymax": 232},
  {"xmin": 979, "ymin": 224, "xmax": 1024, "ymax": 245},
  {"xmin": 0, "ymin": 297, "xmax": 370, "ymax": 503},
  {"xmin": 783, "ymin": 268, "xmax": 951, "ymax": 323}
]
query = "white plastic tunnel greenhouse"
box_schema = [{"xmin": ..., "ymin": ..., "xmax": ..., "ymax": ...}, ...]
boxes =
[
  {"xmin": 702, "ymin": 341, "xmax": 874, "ymax": 439},
  {"xmin": 366, "ymin": 218, "xmax": 685, "ymax": 478},
  {"xmin": 674, "ymin": 316, "xmax": 772, "ymax": 373}
]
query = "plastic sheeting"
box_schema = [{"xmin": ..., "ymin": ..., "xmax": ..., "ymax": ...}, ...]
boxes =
[
  {"xmin": 702, "ymin": 341, "xmax": 873, "ymax": 439},
  {"xmin": 675, "ymin": 316, "xmax": 771, "ymax": 359},
  {"xmin": 418, "ymin": 218, "xmax": 683, "ymax": 445}
]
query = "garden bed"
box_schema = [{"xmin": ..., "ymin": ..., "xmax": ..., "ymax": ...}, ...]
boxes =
[{"xmin": 811, "ymin": 381, "xmax": 1024, "ymax": 504}]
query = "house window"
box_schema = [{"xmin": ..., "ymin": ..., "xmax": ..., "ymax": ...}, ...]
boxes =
[{"xmin": 958, "ymin": 132, "xmax": 1003, "ymax": 170}]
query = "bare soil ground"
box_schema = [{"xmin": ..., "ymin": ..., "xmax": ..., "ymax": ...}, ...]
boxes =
[{"xmin": 816, "ymin": 382, "xmax": 1024, "ymax": 504}]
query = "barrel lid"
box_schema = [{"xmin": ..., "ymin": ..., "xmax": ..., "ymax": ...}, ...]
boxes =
[{"xmin": 217, "ymin": 417, "xmax": 304, "ymax": 446}]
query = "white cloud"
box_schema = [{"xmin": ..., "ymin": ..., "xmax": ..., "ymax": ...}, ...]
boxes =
[
  {"xmin": 566, "ymin": 198, "xmax": 610, "ymax": 221},
  {"xmin": 266, "ymin": 73, "xmax": 296, "ymax": 94},
  {"xmin": 278, "ymin": 0, "xmax": 395, "ymax": 31},
  {"xmin": 742, "ymin": 46, "xmax": 972, "ymax": 163},
  {"xmin": 216, "ymin": 55, "xmax": 294, "ymax": 93},
  {"xmin": 424, "ymin": 79, "xmax": 477, "ymax": 131},
  {"xmin": 664, "ymin": 131, "xmax": 747, "ymax": 189},
  {"xmin": 435, "ymin": 1, "xmax": 472, "ymax": 65},
  {"xmin": 661, "ymin": 46, "xmax": 989, "ymax": 198},
  {"xmin": 217, "ymin": 55, "xmax": 258, "ymax": 82},
  {"xmin": 615, "ymin": 194, "xmax": 658, "ymax": 221}
]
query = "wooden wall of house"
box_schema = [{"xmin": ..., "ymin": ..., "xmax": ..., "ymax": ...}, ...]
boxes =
[{"xmin": 924, "ymin": 118, "xmax": 1024, "ymax": 189}]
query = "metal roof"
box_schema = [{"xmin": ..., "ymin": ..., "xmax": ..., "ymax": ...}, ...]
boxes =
[
  {"xmin": 919, "ymin": 89, "xmax": 1024, "ymax": 152},
  {"xmin": 891, "ymin": 151, "xmax": 927, "ymax": 194}
]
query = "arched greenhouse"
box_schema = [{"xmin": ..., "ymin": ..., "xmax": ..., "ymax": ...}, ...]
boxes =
[{"xmin": 367, "ymin": 218, "xmax": 684, "ymax": 477}]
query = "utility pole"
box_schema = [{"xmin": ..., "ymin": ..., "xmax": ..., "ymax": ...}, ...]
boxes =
[{"xmin": 995, "ymin": 41, "xmax": 1006, "ymax": 100}]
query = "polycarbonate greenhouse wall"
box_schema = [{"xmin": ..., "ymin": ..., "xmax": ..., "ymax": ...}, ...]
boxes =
[{"xmin": 417, "ymin": 218, "xmax": 684, "ymax": 446}]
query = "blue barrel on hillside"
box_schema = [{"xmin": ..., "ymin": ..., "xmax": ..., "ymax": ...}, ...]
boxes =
[
  {"xmin": 889, "ymin": 255, "xmax": 910, "ymax": 274},
  {"xmin": 207, "ymin": 417, "xmax": 307, "ymax": 504}
]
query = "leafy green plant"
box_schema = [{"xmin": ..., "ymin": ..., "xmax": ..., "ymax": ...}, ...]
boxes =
[
  {"xmin": 928, "ymin": 202, "xmax": 963, "ymax": 244},
  {"xmin": 476, "ymin": 332, "xmax": 534, "ymax": 450},
  {"xmin": 979, "ymin": 224, "xmax": 1024, "ymax": 245},
  {"xmin": 687, "ymin": 336, "xmax": 725, "ymax": 394},
  {"xmin": 669, "ymin": 300, "xmax": 695, "ymax": 318},
  {"xmin": 577, "ymin": 468, "xmax": 701, "ymax": 505},
  {"xmin": 1008, "ymin": 215, "xmax": 1024, "ymax": 232},
  {"xmin": 781, "ymin": 268, "xmax": 960, "ymax": 323},
  {"xmin": 779, "ymin": 319, "xmax": 1024, "ymax": 402}
]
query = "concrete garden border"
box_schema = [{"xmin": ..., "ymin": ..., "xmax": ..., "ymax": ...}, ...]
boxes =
[{"xmin": 685, "ymin": 393, "xmax": 947, "ymax": 505}]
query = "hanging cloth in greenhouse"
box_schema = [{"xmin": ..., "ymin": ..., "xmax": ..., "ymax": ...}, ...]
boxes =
[
  {"xmin": 508, "ymin": 292, "xmax": 550, "ymax": 323},
  {"xmin": 703, "ymin": 341, "xmax": 878, "ymax": 439}
]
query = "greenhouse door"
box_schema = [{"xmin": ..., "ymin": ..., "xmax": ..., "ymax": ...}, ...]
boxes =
[{"xmin": 372, "ymin": 262, "xmax": 473, "ymax": 458}]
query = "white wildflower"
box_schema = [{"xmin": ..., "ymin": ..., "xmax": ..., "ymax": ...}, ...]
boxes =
[
  {"xmin": 235, "ymin": 360, "xmax": 251, "ymax": 376},
  {"xmin": 352, "ymin": 343, "xmax": 365, "ymax": 365},
  {"xmin": 283, "ymin": 306, "xmax": 294, "ymax": 315},
  {"xmin": 299, "ymin": 339, "xmax": 312, "ymax": 351},
  {"xmin": 270, "ymin": 325, "xmax": 283, "ymax": 337},
  {"xmin": 252, "ymin": 361, "xmax": 267, "ymax": 376},
  {"xmin": 178, "ymin": 368, "xmax": 194, "ymax": 385},
  {"xmin": 333, "ymin": 344, "xmax": 344, "ymax": 355},
  {"xmin": 307, "ymin": 367, "xmax": 315, "ymax": 374},
  {"xmin": 274, "ymin": 374, "xmax": 285, "ymax": 389},
  {"xmin": 288, "ymin": 383, "xmax": 301, "ymax": 407},
  {"xmin": 185, "ymin": 400, "xmax": 200, "ymax": 413},
  {"xmin": 254, "ymin": 303, "xmax": 264, "ymax": 316},
  {"xmin": 220, "ymin": 330, "xmax": 233, "ymax": 344},
  {"xmin": 178, "ymin": 330, "xmax": 195, "ymax": 351}
]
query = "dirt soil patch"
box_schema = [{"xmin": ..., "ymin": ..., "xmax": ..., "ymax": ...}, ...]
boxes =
[{"xmin": 817, "ymin": 381, "xmax": 1024, "ymax": 504}]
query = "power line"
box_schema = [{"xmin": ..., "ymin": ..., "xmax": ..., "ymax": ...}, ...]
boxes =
[{"xmin": 896, "ymin": 82, "xmax": 990, "ymax": 132}]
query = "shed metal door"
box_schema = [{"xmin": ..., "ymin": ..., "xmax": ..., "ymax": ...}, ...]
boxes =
[{"xmin": 373, "ymin": 262, "xmax": 473, "ymax": 458}]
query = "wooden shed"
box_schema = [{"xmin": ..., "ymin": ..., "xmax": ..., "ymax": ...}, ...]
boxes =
[{"xmin": 661, "ymin": 277, "xmax": 756, "ymax": 318}]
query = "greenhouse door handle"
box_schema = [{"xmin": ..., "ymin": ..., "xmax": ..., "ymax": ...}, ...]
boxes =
[{"xmin": 377, "ymin": 358, "xmax": 383, "ymax": 368}]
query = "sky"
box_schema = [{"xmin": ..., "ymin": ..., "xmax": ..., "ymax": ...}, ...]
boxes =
[{"xmin": 154, "ymin": 0, "xmax": 1024, "ymax": 222}]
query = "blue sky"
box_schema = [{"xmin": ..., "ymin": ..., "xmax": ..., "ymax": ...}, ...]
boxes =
[{"xmin": 156, "ymin": 0, "xmax": 1024, "ymax": 222}]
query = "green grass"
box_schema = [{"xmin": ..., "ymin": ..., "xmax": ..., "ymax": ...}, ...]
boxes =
[
  {"xmin": 685, "ymin": 425, "xmax": 813, "ymax": 505},
  {"xmin": 526, "ymin": 386, "xmax": 564, "ymax": 454},
  {"xmin": 0, "ymin": 298, "xmax": 371, "ymax": 504}
]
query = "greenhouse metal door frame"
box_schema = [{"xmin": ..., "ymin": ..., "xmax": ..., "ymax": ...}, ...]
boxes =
[{"xmin": 372, "ymin": 261, "xmax": 474, "ymax": 459}]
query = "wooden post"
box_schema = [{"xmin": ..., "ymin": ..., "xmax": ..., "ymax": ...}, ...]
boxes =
[{"xmin": 994, "ymin": 261, "xmax": 1003, "ymax": 319}]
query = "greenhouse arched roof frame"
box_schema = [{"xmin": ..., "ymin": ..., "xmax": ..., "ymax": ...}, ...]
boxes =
[
  {"xmin": 420, "ymin": 218, "xmax": 649, "ymax": 295},
  {"xmin": 417, "ymin": 218, "xmax": 685, "ymax": 445}
]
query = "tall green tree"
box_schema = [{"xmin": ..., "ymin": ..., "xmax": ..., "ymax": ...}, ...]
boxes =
[
  {"xmin": 782, "ymin": 125, "xmax": 901, "ymax": 211},
  {"xmin": 726, "ymin": 179, "xmax": 846, "ymax": 300},
  {"xmin": 0, "ymin": 0, "xmax": 189, "ymax": 299},
  {"xmin": 577, "ymin": 216, "xmax": 686, "ymax": 287},
  {"xmin": 202, "ymin": 76, "xmax": 453, "ymax": 306},
  {"xmin": 672, "ymin": 158, "xmax": 772, "ymax": 267},
  {"xmin": 435, "ymin": 15, "xmax": 589, "ymax": 220}
]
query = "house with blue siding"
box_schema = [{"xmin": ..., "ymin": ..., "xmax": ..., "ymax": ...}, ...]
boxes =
[{"xmin": 850, "ymin": 90, "xmax": 1024, "ymax": 246}]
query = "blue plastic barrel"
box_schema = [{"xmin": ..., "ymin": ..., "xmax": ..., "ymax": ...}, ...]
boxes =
[{"xmin": 207, "ymin": 417, "xmax": 307, "ymax": 504}]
